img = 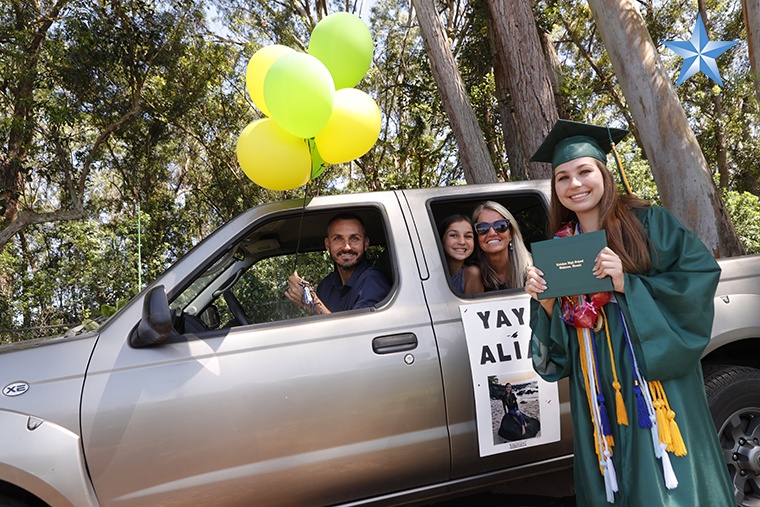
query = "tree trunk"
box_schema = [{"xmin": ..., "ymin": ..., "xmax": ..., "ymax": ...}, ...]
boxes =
[
  {"xmin": 411, "ymin": 0, "xmax": 497, "ymax": 184},
  {"xmin": 486, "ymin": 13, "xmax": 527, "ymax": 180},
  {"xmin": 743, "ymin": 0, "xmax": 760, "ymax": 102},
  {"xmin": 1, "ymin": 0, "xmax": 71, "ymax": 252},
  {"xmin": 698, "ymin": 1, "xmax": 730, "ymax": 189},
  {"xmin": 586, "ymin": 0, "xmax": 744, "ymax": 257},
  {"xmin": 486, "ymin": 0, "xmax": 556, "ymax": 180}
]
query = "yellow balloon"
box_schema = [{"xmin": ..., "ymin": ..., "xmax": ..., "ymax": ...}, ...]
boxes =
[
  {"xmin": 315, "ymin": 88, "xmax": 381, "ymax": 164},
  {"xmin": 245, "ymin": 45, "xmax": 294, "ymax": 117},
  {"xmin": 236, "ymin": 119, "xmax": 311, "ymax": 190}
]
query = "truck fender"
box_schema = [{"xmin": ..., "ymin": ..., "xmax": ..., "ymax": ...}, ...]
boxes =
[
  {"xmin": 0, "ymin": 410, "xmax": 98, "ymax": 507},
  {"xmin": 707, "ymin": 293, "xmax": 760, "ymax": 355}
]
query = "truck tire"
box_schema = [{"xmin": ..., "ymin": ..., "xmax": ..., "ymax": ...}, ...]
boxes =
[
  {"xmin": 0, "ymin": 497, "xmax": 30, "ymax": 507},
  {"xmin": 704, "ymin": 364, "xmax": 760, "ymax": 507}
]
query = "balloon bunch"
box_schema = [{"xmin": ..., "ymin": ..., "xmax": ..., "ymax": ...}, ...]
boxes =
[{"xmin": 236, "ymin": 12, "xmax": 380, "ymax": 191}]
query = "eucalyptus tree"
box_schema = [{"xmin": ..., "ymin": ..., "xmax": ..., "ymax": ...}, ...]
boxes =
[
  {"xmin": 0, "ymin": 0, "xmax": 262, "ymax": 333},
  {"xmin": 586, "ymin": 0, "xmax": 744, "ymax": 257},
  {"xmin": 485, "ymin": 0, "xmax": 557, "ymax": 180},
  {"xmin": 410, "ymin": 0, "xmax": 496, "ymax": 184},
  {"xmin": 742, "ymin": 0, "xmax": 760, "ymax": 101}
]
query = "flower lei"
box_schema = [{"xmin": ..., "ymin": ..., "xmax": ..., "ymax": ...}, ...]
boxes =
[{"xmin": 555, "ymin": 222, "xmax": 611, "ymax": 330}]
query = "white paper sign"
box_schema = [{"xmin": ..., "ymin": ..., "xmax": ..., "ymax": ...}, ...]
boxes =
[{"xmin": 459, "ymin": 296, "xmax": 561, "ymax": 457}]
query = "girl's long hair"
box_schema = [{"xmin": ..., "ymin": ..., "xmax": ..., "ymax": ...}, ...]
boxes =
[
  {"xmin": 472, "ymin": 201, "xmax": 532, "ymax": 290},
  {"xmin": 549, "ymin": 160, "xmax": 651, "ymax": 273}
]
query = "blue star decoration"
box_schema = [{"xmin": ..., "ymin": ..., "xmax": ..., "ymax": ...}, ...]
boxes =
[{"xmin": 663, "ymin": 13, "xmax": 738, "ymax": 87}]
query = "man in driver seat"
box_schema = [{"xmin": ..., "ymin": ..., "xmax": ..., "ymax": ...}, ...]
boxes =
[{"xmin": 285, "ymin": 212, "xmax": 390, "ymax": 315}]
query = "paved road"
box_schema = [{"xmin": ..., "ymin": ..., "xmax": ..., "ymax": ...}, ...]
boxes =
[{"xmin": 428, "ymin": 492, "xmax": 576, "ymax": 506}]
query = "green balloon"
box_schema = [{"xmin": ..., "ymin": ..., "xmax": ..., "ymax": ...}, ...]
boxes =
[
  {"xmin": 308, "ymin": 12, "xmax": 374, "ymax": 90},
  {"xmin": 308, "ymin": 139, "xmax": 329, "ymax": 180},
  {"xmin": 263, "ymin": 52, "xmax": 335, "ymax": 139}
]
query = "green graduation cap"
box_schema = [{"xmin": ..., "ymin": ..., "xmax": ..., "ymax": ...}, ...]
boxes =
[{"xmin": 530, "ymin": 119, "xmax": 629, "ymax": 170}]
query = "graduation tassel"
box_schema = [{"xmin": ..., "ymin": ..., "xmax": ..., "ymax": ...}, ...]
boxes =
[
  {"xmin": 667, "ymin": 410, "xmax": 687, "ymax": 457},
  {"xmin": 578, "ymin": 327, "xmax": 605, "ymax": 469},
  {"xmin": 603, "ymin": 460, "xmax": 616, "ymax": 503},
  {"xmin": 604, "ymin": 450, "xmax": 619, "ymax": 492},
  {"xmin": 610, "ymin": 141, "xmax": 633, "ymax": 195},
  {"xmin": 601, "ymin": 309, "xmax": 628, "ymax": 425},
  {"xmin": 651, "ymin": 380, "xmax": 687, "ymax": 456},
  {"xmin": 659, "ymin": 443, "xmax": 679, "ymax": 489},
  {"xmin": 650, "ymin": 421, "xmax": 663, "ymax": 458},
  {"xmin": 597, "ymin": 393, "xmax": 613, "ymax": 439},
  {"xmin": 601, "ymin": 451, "xmax": 618, "ymax": 503},
  {"xmin": 650, "ymin": 382, "xmax": 673, "ymax": 448},
  {"xmin": 633, "ymin": 381, "xmax": 652, "ymax": 428},
  {"xmin": 612, "ymin": 381, "xmax": 628, "ymax": 426},
  {"xmin": 615, "ymin": 306, "xmax": 680, "ymax": 489},
  {"xmin": 590, "ymin": 328, "xmax": 615, "ymax": 447}
]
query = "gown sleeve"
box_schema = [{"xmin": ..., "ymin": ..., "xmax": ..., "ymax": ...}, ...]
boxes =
[
  {"xmin": 530, "ymin": 298, "xmax": 573, "ymax": 382},
  {"xmin": 622, "ymin": 206, "xmax": 721, "ymax": 380}
]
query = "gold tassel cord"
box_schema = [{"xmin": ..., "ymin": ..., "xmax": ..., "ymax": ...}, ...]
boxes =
[
  {"xmin": 611, "ymin": 143, "xmax": 633, "ymax": 195},
  {"xmin": 649, "ymin": 380, "xmax": 687, "ymax": 457},
  {"xmin": 577, "ymin": 327, "xmax": 606, "ymax": 473},
  {"xmin": 601, "ymin": 308, "xmax": 629, "ymax": 426}
]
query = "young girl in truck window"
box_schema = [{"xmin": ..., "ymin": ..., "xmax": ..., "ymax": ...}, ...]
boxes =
[
  {"xmin": 524, "ymin": 119, "xmax": 734, "ymax": 506},
  {"xmin": 438, "ymin": 215, "xmax": 484, "ymax": 294},
  {"xmin": 471, "ymin": 201, "xmax": 531, "ymax": 291}
]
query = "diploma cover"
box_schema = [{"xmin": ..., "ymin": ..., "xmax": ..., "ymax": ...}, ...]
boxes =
[{"xmin": 531, "ymin": 230, "xmax": 613, "ymax": 299}]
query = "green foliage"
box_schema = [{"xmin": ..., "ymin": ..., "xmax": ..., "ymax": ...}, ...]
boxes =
[
  {"xmin": 2, "ymin": 0, "xmax": 760, "ymax": 342},
  {"xmin": 723, "ymin": 190, "xmax": 760, "ymax": 254}
]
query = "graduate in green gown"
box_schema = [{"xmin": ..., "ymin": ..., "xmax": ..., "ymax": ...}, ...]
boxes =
[{"xmin": 525, "ymin": 120, "xmax": 735, "ymax": 506}]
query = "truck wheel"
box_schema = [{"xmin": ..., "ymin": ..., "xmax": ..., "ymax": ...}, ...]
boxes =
[
  {"xmin": 704, "ymin": 364, "xmax": 760, "ymax": 507},
  {"xmin": 0, "ymin": 497, "xmax": 30, "ymax": 507}
]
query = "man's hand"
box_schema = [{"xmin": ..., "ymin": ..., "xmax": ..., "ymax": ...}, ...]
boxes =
[
  {"xmin": 285, "ymin": 271, "xmax": 307, "ymax": 307},
  {"xmin": 285, "ymin": 271, "xmax": 329, "ymax": 315}
]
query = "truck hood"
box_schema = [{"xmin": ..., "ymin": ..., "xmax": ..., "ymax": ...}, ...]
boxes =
[{"xmin": 0, "ymin": 332, "xmax": 99, "ymax": 435}]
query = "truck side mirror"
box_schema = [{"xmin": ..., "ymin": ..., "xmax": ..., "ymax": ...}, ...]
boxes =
[{"xmin": 130, "ymin": 285, "xmax": 179, "ymax": 347}]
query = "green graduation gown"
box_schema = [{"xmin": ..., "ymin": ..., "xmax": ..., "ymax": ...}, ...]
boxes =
[{"xmin": 530, "ymin": 206, "xmax": 735, "ymax": 506}]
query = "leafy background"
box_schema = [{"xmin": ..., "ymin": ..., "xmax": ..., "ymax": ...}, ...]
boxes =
[{"xmin": 1, "ymin": 0, "xmax": 758, "ymax": 341}]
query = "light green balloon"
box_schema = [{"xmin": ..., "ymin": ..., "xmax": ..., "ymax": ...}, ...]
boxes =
[
  {"xmin": 308, "ymin": 12, "xmax": 374, "ymax": 90},
  {"xmin": 263, "ymin": 52, "xmax": 335, "ymax": 139}
]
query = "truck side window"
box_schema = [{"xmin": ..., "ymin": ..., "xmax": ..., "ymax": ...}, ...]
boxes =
[
  {"xmin": 169, "ymin": 207, "xmax": 393, "ymax": 332},
  {"xmin": 429, "ymin": 192, "xmax": 549, "ymax": 296}
]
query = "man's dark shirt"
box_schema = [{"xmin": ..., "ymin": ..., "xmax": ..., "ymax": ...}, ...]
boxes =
[{"xmin": 317, "ymin": 259, "xmax": 391, "ymax": 312}]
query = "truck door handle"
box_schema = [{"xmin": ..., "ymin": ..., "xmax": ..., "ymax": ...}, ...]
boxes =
[{"xmin": 372, "ymin": 333, "xmax": 418, "ymax": 354}]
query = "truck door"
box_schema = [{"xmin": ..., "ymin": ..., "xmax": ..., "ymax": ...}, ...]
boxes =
[
  {"xmin": 401, "ymin": 185, "xmax": 574, "ymax": 480},
  {"xmin": 79, "ymin": 194, "xmax": 448, "ymax": 507}
]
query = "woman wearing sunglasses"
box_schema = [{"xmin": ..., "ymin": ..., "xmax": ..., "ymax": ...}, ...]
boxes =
[
  {"xmin": 438, "ymin": 215, "xmax": 485, "ymax": 294},
  {"xmin": 471, "ymin": 201, "xmax": 532, "ymax": 291}
]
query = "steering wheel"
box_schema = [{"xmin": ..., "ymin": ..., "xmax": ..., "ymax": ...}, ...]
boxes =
[{"xmin": 223, "ymin": 290, "xmax": 251, "ymax": 326}]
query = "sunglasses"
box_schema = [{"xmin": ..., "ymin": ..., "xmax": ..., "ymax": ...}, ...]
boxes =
[{"xmin": 474, "ymin": 219, "xmax": 510, "ymax": 235}]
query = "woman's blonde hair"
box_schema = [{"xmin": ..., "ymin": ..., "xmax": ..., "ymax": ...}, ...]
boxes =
[{"xmin": 472, "ymin": 201, "xmax": 532, "ymax": 290}]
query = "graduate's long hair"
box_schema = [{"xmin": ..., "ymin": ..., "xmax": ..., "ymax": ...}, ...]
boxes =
[{"xmin": 549, "ymin": 160, "xmax": 651, "ymax": 274}]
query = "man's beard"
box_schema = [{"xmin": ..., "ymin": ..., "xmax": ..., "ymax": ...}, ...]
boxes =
[{"xmin": 333, "ymin": 250, "xmax": 364, "ymax": 271}]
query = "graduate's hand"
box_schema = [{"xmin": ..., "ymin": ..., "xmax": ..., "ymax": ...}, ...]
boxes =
[
  {"xmin": 525, "ymin": 265, "xmax": 555, "ymax": 316},
  {"xmin": 525, "ymin": 265, "xmax": 547, "ymax": 300},
  {"xmin": 594, "ymin": 247, "xmax": 625, "ymax": 293}
]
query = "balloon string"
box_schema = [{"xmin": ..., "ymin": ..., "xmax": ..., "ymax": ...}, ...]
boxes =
[{"xmin": 292, "ymin": 182, "xmax": 311, "ymax": 274}]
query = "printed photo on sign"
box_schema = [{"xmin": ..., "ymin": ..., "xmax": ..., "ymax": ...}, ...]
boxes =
[
  {"xmin": 460, "ymin": 296, "xmax": 560, "ymax": 457},
  {"xmin": 489, "ymin": 373, "xmax": 541, "ymax": 448}
]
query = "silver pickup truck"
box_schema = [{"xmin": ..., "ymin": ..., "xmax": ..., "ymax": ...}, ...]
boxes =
[{"xmin": 1, "ymin": 181, "xmax": 758, "ymax": 507}]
